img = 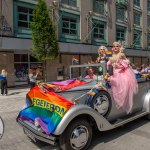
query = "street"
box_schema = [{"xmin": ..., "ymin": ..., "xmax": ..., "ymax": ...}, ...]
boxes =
[{"xmin": 0, "ymin": 87, "xmax": 150, "ymax": 150}]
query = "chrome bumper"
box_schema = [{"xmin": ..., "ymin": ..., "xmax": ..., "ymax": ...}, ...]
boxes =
[{"xmin": 17, "ymin": 119, "xmax": 57, "ymax": 145}]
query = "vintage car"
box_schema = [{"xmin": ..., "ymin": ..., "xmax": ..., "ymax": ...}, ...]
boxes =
[{"xmin": 17, "ymin": 62, "xmax": 150, "ymax": 150}]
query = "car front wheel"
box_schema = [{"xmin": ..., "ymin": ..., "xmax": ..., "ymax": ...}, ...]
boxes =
[{"xmin": 59, "ymin": 119, "xmax": 92, "ymax": 150}]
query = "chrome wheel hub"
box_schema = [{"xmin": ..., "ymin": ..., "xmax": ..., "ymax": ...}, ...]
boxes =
[
  {"xmin": 94, "ymin": 95, "xmax": 109, "ymax": 116},
  {"xmin": 70, "ymin": 125, "xmax": 89, "ymax": 150}
]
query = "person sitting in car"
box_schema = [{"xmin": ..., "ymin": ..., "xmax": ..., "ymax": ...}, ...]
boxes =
[
  {"xmin": 85, "ymin": 67, "xmax": 96, "ymax": 79},
  {"xmin": 132, "ymin": 64, "xmax": 141, "ymax": 79}
]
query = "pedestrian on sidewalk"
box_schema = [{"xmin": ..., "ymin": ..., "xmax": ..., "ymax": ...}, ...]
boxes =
[
  {"xmin": 28, "ymin": 68, "xmax": 39, "ymax": 89},
  {"xmin": 0, "ymin": 69, "xmax": 8, "ymax": 96}
]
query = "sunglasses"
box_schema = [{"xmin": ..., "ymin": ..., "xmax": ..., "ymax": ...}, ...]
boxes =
[{"xmin": 113, "ymin": 45, "xmax": 119, "ymax": 47}]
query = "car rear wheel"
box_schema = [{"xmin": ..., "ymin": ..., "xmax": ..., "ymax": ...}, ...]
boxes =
[
  {"xmin": 91, "ymin": 91, "xmax": 112, "ymax": 117},
  {"xmin": 59, "ymin": 119, "xmax": 92, "ymax": 150}
]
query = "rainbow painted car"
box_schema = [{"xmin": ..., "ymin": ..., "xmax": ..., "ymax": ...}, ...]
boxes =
[{"xmin": 17, "ymin": 62, "xmax": 150, "ymax": 150}]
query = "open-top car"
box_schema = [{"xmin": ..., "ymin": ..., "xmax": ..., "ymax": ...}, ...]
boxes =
[{"xmin": 17, "ymin": 62, "xmax": 150, "ymax": 150}]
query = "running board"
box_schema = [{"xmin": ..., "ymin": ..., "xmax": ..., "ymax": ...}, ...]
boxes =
[{"xmin": 112, "ymin": 111, "xmax": 149, "ymax": 128}]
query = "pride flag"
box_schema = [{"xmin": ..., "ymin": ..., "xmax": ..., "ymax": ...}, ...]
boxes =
[
  {"xmin": 72, "ymin": 56, "xmax": 79, "ymax": 63},
  {"xmin": 17, "ymin": 86, "xmax": 74, "ymax": 134},
  {"xmin": 87, "ymin": 84, "xmax": 108, "ymax": 105},
  {"xmin": 105, "ymin": 50, "xmax": 112, "ymax": 57}
]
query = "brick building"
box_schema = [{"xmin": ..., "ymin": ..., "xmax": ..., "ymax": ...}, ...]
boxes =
[{"xmin": 0, "ymin": 0, "xmax": 150, "ymax": 86}]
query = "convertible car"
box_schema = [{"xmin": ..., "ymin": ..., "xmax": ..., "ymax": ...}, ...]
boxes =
[{"xmin": 17, "ymin": 62, "xmax": 150, "ymax": 150}]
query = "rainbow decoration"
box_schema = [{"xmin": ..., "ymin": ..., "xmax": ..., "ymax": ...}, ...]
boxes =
[
  {"xmin": 72, "ymin": 56, "xmax": 79, "ymax": 63},
  {"xmin": 87, "ymin": 84, "xmax": 108, "ymax": 105},
  {"xmin": 105, "ymin": 50, "xmax": 112, "ymax": 58},
  {"xmin": 17, "ymin": 79, "xmax": 89, "ymax": 134},
  {"xmin": 17, "ymin": 86, "xmax": 74, "ymax": 134}
]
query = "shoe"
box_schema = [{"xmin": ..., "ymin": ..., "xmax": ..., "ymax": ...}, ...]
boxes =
[
  {"xmin": 5, "ymin": 94, "xmax": 7, "ymax": 96},
  {"xmin": 1, "ymin": 94, "xmax": 4, "ymax": 96}
]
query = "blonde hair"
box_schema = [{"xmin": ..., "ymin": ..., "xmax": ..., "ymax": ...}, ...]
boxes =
[
  {"xmin": 113, "ymin": 41, "xmax": 124, "ymax": 52},
  {"xmin": 1, "ymin": 69, "xmax": 7, "ymax": 77},
  {"xmin": 98, "ymin": 46, "xmax": 107, "ymax": 54}
]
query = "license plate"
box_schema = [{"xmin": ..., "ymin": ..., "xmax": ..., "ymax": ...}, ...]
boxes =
[{"xmin": 24, "ymin": 129, "xmax": 36, "ymax": 142}]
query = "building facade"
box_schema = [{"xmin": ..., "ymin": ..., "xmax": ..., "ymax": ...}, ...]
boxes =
[{"xmin": 0, "ymin": 0, "xmax": 150, "ymax": 86}]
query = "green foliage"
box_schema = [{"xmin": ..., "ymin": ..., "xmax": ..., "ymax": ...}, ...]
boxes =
[{"xmin": 30, "ymin": 0, "xmax": 58, "ymax": 61}]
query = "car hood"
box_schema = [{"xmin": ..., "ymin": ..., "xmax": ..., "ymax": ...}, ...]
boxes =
[{"xmin": 58, "ymin": 79, "xmax": 97, "ymax": 92}]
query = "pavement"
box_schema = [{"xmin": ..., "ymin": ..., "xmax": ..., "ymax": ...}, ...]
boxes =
[{"xmin": 0, "ymin": 87, "xmax": 150, "ymax": 150}]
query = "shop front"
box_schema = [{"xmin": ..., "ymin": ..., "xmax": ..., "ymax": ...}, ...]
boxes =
[{"xmin": 14, "ymin": 53, "xmax": 43, "ymax": 86}]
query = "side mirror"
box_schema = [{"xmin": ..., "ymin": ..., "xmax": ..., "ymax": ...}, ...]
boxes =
[{"xmin": 108, "ymin": 65, "xmax": 113, "ymax": 76}]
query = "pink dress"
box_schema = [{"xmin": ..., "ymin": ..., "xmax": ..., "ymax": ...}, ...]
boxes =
[{"xmin": 107, "ymin": 59, "xmax": 138, "ymax": 114}]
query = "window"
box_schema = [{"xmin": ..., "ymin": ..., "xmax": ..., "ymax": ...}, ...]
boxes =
[
  {"xmin": 14, "ymin": 1, "xmax": 35, "ymax": 38},
  {"xmin": 148, "ymin": 16, "xmax": 150, "ymax": 27},
  {"xmin": 17, "ymin": 6, "xmax": 33, "ymax": 28},
  {"xmin": 134, "ymin": 0, "xmax": 140, "ymax": 7},
  {"xmin": 116, "ymin": 7, "xmax": 125, "ymax": 21},
  {"xmin": 116, "ymin": 26, "xmax": 126, "ymax": 41},
  {"xmin": 92, "ymin": 20, "xmax": 106, "ymax": 44},
  {"xmin": 59, "ymin": 12, "xmax": 80, "ymax": 42},
  {"xmin": 133, "ymin": 30, "xmax": 142, "ymax": 47},
  {"xmin": 61, "ymin": 0, "xmax": 77, "ymax": 7},
  {"xmin": 147, "ymin": 33, "xmax": 150, "ymax": 49},
  {"xmin": 62, "ymin": 17, "xmax": 77, "ymax": 35},
  {"xmin": 148, "ymin": 0, "xmax": 150, "ymax": 11},
  {"xmin": 134, "ymin": 12, "xmax": 141, "ymax": 26},
  {"xmin": 93, "ymin": 0, "xmax": 105, "ymax": 15}
]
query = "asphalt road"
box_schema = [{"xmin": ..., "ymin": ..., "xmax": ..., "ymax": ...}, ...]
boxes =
[{"xmin": 0, "ymin": 87, "xmax": 150, "ymax": 150}]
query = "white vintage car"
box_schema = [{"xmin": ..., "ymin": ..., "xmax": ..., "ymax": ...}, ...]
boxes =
[{"xmin": 17, "ymin": 62, "xmax": 150, "ymax": 150}]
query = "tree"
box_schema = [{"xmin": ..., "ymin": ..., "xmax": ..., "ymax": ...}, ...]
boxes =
[{"xmin": 30, "ymin": 0, "xmax": 59, "ymax": 81}]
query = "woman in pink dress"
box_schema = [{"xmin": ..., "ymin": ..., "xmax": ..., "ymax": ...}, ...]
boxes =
[{"xmin": 107, "ymin": 42, "xmax": 138, "ymax": 114}]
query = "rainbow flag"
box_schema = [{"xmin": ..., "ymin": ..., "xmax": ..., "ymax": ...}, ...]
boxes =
[
  {"xmin": 17, "ymin": 86, "xmax": 74, "ymax": 134},
  {"xmin": 105, "ymin": 50, "xmax": 112, "ymax": 57},
  {"xmin": 72, "ymin": 56, "xmax": 79, "ymax": 63},
  {"xmin": 87, "ymin": 84, "xmax": 108, "ymax": 105}
]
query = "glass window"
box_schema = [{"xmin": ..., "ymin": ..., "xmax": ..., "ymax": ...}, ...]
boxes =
[
  {"xmin": 147, "ymin": 33, "xmax": 150, "ymax": 49},
  {"xmin": 14, "ymin": 1, "xmax": 35, "ymax": 38},
  {"xmin": 148, "ymin": 0, "xmax": 150, "ymax": 11},
  {"xmin": 134, "ymin": 12, "xmax": 141, "ymax": 26},
  {"xmin": 17, "ymin": 6, "xmax": 33, "ymax": 29},
  {"xmin": 61, "ymin": 0, "xmax": 77, "ymax": 7},
  {"xmin": 148, "ymin": 16, "xmax": 150, "ymax": 27},
  {"xmin": 133, "ymin": 30, "xmax": 142, "ymax": 47},
  {"xmin": 62, "ymin": 17, "xmax": 77, "ymax": 35},
  {"xmin": 93, "ymin": 20, "xmax": 106, "ymax": 40},
  {"xmin": 134, "ymin": 0, "xmax": 140, "ymax": 7},
  {"xmin": 14, "ymin": 54, "xmax": 28, "ymax": 62},
  {"xmin": 93, "ymin": 0, "xmax": 105, "ymax": 15},
  {"xmin": 116, "ymin": 7, "xmax": 125, "ymax": 21},
  {"xmin": 116, "ymin": 26, "xmax": 126, "ymax": 41}
]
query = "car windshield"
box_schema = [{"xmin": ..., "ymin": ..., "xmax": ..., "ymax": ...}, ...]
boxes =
[{"xmin": 69, "ymin": 63, "xmax": 106, "ymax": 81}]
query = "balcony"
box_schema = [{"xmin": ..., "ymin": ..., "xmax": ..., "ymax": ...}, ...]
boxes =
[{"xmin": 116, "ymin": 0, "xmax": 128, "ymax": 8}]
